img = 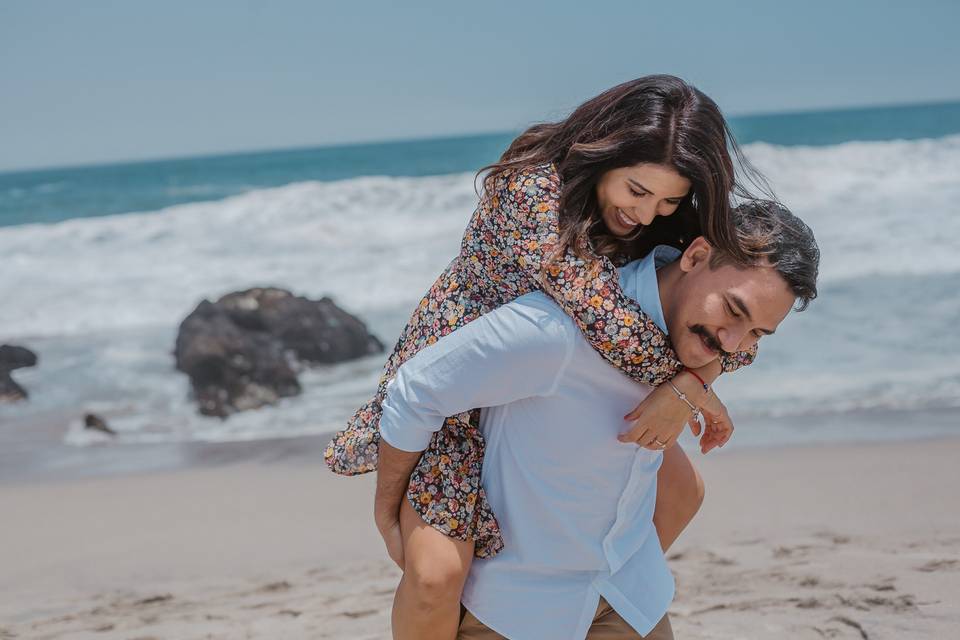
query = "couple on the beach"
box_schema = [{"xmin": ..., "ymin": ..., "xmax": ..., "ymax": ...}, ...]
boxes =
[{"xmin": 326, "ymin": 75, "xmax": 821, "ymax": 639}]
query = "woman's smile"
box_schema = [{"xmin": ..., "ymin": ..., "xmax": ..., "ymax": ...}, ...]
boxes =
[{"xmin": 615, "ymin": 208, "xmax": 640, "ymax": 229}]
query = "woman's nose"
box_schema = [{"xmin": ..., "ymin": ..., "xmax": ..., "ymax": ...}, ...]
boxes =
[
  {"xmin": 655, "ymin": 201, "xmax": 676, "ymax": 217},
  {"xmin": 633, "ymin": 203, "xmax": 658, "ymax": 226}
]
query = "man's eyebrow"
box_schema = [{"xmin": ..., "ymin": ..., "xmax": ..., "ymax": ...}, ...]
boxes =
[
  {"xmin": 728, "ymin": 293, "xmax": 753, "ymax": 321},
  {"xmin": 728, "ymin": 293, "xmax": 776, "ymax": 335},
  {"xmin": 627, "ymin": 178, "xmax": 686, "ymax": 200}
]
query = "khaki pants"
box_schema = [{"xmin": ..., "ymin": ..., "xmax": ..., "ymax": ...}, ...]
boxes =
[{"xmin": 457, "ymin": 598, "xmax": 674, "ymax": 640}]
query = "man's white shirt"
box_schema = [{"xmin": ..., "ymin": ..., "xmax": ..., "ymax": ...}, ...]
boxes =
[{"xmin": 380, "ymin": 245, "xmax": 681, "ymax": 640}]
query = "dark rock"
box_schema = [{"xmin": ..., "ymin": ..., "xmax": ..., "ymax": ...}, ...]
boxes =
[
  {"xmin": 84, "ymin": 413, "xmax": 116, "ymax": 436},
  {"xmin": 175, "ymin": 300, "xmax": 301, "ymax": 418},
  {"xmin": 0, "ymin": 344, "xmax": 37, "ymax": 403},
  {"xmin": 175, "ymin": 288, "xmax": 382, "ymax": 418},
  {"xmin": 0, "ymin": 345, "xmax": 38, "ymax": 370},
  {"xmin": 214, "ymin": 288, "xmax": 384, "ymax": 364}
]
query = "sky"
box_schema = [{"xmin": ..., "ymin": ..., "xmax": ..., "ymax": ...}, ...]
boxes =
[{"xmin": 1, "ymin": 0, "xmax": 959, "ymax": 172}]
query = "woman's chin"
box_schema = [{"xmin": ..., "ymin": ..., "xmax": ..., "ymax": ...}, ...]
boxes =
[
  {"xmin": 598, "ymin": 212, "xmax": 627, "ymax": 236},
  {"xmin": 603, "ymin": 219, "xmax": 637, "ymax": 238}
]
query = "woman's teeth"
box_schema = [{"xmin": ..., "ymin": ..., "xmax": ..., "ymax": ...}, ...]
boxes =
[{"xmin": 617, "ymin": 208, "xmax": 637, "ymax": 228}]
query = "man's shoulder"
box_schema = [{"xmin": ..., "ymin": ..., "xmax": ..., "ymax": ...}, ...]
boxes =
[{"xmin": 499, "ymin": 292, "xmax": 578, "ymax": 343}]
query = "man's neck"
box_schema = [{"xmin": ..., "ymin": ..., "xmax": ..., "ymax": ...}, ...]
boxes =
[{"xmin": 655, "ymin": 260, "xmax": 681, "ymax": 327}]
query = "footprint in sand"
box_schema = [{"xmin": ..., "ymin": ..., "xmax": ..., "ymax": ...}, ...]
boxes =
[
  {"xmin": 772, "ymin": 544, "xmax": 814, "ymax": 559},
  {"xmin": 132, "ymin": 594, "xmax": 174, "ymax": 606},
  {"xmin": 827, "ymin": 616, "xmax": 870, "ymax": 639},
  {"xmin": 813, "ymin": 530, "xmax": 852, "ymax": 545},
  {"xmin": 795, "ymin": 597, "xmax": 823, "ymax": 609},
  {"xmin": 915, "ymin": 558, "xmax": 958, "ymax": 572},
  {"xmin": 669, "ymin": 549, "xmax": 736, "ymax": 566},
  {"xmin": 258, "ymin": 580, "xmax": 293, "ymax": 592},
  {"xmin": 862, "ymin": 595, "xmax": 917, "ymax": 612},
  {"xmin": 864, "ymin": 579, "xmax": 897, "ymax": 592}
]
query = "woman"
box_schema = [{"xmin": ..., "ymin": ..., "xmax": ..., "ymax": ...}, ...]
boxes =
[{"xmin": 326, "ymin": 75, "xmax": 769, "ymax": 638}]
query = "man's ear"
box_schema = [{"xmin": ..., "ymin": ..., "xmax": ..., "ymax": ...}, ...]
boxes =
[{"xmin": 680, "ymin": 236, "xmax": 713, "ymax": 273}]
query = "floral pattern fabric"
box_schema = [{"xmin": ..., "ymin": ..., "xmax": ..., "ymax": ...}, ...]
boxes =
[{"xmin": 324, "ymin": 163, "xmax": 756, "ymax": 558}]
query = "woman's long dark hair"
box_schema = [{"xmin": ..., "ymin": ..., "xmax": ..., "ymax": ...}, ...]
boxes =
[{"xmin": 480, "ymin": 75, "xmax": 771, "ymax": 263}]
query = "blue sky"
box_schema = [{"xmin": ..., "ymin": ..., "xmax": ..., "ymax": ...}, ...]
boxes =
[{"xmin": 1, "ymin": 0, "xmax": 958, "ymax": 171}]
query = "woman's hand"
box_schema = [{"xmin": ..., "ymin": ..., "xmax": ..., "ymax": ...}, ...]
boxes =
[
  {"xmin": 618, "ymin": 371, "xmax": 706, "ymax": 450},
  {"xmin": 697, "ymin": 390, "xmax": 735, "ymax": 454}
]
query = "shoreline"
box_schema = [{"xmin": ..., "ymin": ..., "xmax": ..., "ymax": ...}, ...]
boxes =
[
  {"xmin": 1, "ymin": 436, "xmax": 958, "ymax": 637},
  {"xmin": 1, "ymin": 405, "xmax": 957, "ymax": 487}
]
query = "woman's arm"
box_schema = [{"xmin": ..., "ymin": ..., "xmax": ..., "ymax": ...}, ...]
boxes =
[{"xmin": 486, "ymin": 165, "xmax": 756, "ymax": 386}]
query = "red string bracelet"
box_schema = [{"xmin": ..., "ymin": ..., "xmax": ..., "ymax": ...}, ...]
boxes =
[{"xmin": 685, "ymin": 369, "xmax": 710, "ymax": 392}]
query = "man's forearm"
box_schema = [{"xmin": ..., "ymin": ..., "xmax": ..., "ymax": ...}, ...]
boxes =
[{"xmin": 374, "ymin": 438, "xmax": 424, "ymax": 526}]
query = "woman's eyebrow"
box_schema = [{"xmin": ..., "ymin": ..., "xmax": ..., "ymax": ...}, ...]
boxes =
[
  {"xmin": 627, "ymin": 177, "xmax": 686, "ymax": 200},
  {"xmin": 627, "ymin": 178, "xmax": 652, "ymax": 194}
]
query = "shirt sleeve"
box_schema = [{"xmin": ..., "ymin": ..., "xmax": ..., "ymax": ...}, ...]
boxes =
[
  {"xmin": 487, "ymin": 165, "xmax": 757, "ymax": 385},
  {"xmin": 379, "ymin": 294, "xmax": 576, "ymax": 452}
]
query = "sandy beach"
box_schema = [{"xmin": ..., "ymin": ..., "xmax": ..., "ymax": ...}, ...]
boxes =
[{"xmin": 1, "ymin": 435, "xmax": 958, "ymax": 639}]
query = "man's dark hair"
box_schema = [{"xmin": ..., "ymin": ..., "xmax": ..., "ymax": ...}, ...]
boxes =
[{"xmin": 708, "ymin": 200, "xmax": 820, "ymax": 311}]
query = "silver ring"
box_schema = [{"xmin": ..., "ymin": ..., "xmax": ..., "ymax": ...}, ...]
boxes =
[{"xmin": 652, "ymin": 438, "xmax": 667, "ymax": 448}]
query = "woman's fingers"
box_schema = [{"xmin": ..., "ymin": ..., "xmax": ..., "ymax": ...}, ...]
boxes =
[
  {"xmin": 719, "ymin": 422, "xmax": 735, "ymax": 445},
  {"xmin": 639, "ymin": 432, "xmax": 664, "ymax": 450},
  {"xmin": 622, "ymin": 389, "xmax": 734, "ymax": 456},
  {"xmin": 618, "ymin": 423, "xmax": 644, "ymax": 443},
  {"xmin": 623, "ymin": 401, "xmax": 645, "ymax": 422},
  {"xmin": 699, "ymin": 412, "xmax": 734, "ymax": 454},
  {"xmin": 626, "ymin": 425, "xmax": 675, "ymax": 451},
  {"xmin": 619, "ymin": 424, "xmax": 669, "ymax": 450}
]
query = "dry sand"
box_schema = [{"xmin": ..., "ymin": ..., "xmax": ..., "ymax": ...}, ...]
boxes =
[{"xmin": 1, "ymin": 436, "xmax": 958, "ymax": 639}]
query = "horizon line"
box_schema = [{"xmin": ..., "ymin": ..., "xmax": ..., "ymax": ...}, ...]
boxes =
[{"xmin": 2, "ymin": 96, "xmax": 959, "ymax": 177}]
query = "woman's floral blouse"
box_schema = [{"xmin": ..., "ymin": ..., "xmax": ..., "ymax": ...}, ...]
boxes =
[{"xmin": 324, "ymin": 162, "xmax": 756, "ymax": 558}]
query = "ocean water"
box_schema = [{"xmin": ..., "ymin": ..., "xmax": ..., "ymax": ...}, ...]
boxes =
[{"xmin": 1, "ymin": 101, "xmax": 959, "ymax": 450}]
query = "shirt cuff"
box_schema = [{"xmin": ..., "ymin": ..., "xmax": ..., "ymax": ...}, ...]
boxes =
[{"xmin": 379, "ymin": 402, "xmax": 436, "ymax": 452}]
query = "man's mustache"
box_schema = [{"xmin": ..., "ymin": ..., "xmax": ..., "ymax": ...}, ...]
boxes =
[{"xmin": 690, "ymin": 325, "xmax": 728, "ymax": 356}]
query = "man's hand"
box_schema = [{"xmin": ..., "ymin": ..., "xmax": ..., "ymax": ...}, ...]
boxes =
[
  {"xmin": 374, "ymin": 438, "xmax": 424, "ymax": 568},
  {"xmin": 376, "ymin": 512, "xmax": 405, "ymax": 570}
]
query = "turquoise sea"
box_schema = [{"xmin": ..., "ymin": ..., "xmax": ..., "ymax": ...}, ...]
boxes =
[{"xmin": 3, "ymin": 100, "xmax": 960, "ymax": 227}]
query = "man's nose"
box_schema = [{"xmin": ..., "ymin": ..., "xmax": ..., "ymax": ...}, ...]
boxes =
[{"xmin": 718, "ymin": 326, "xmax": 749, "ymax": 353}]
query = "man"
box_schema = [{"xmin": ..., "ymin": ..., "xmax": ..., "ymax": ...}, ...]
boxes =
[{"xmin": 376, "ymin": 200, "xmax": 819, "ymax": 639}]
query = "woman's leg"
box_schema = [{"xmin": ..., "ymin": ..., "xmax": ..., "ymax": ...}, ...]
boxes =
[
  {"xmin": 654, "ymin": 444, "xmax": 706, "ymax": 552},
  {"xmin": 392, "ymin": 496, "xmax": 474, "ymax": 640}
]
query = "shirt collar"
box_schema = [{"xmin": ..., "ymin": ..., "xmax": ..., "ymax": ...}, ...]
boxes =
[{"xmin": 617, "ymin": 245, "xmax": 681, "ymax": 335}]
